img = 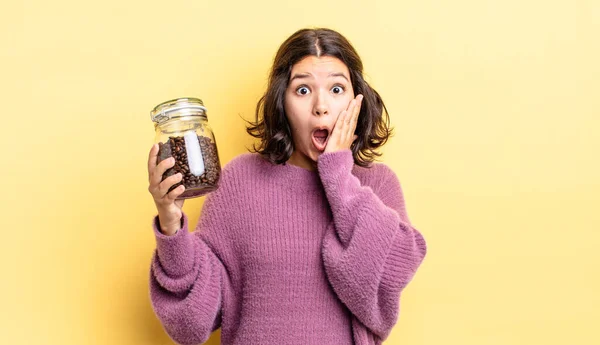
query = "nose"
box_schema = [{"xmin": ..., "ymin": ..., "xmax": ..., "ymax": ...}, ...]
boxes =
[
  {"xmin": 314, "ymin": 107, "xmax": 328, "ymax": 116},
  {"xmin": 312, "ymin": 90, "xmax": 329, "ymax": 117}
]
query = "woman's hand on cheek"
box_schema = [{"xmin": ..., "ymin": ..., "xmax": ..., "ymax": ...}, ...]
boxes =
[{"xmin": 324, "ymin": 94, "xmax": 363, "ymax": 154}]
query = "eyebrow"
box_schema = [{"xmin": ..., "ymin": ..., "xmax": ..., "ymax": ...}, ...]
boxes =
[{"xmin": 289, "ymin": 72, "xmax": 349, "ymax": 83}]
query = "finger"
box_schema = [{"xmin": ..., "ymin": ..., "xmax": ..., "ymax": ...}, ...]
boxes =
[
  {"xmin": 147, "ymin": 143, "xmax": 159, "ymax": 176},
  {"xmin": 325, "ymin": 110, "xmax": 344, "ymax": 152},
  {"xmin": 345, "ymin": 99, "xmax": 356, "ymax": 125},
  {"xmin": 157, "ymin": 172, "xmax": 183, "ymax": 198},
  {"xmin": 331, "ymin": 108, "xmax": 343, "ymax": 132},
  {"xmin": 174, "ymin": 198, "xmax": 185, "ymax": 208},
  {"xmin": 151, "ymin": 157, "xmax": 176, "ymax": 188},
  {"xmin": 343, "ymin": 96, "xmax": 359, "ymax": 143},
  {"xmin": 339, "ymin": 99, "xmax": 357, "ymax": 144},
  {"xmin": 164, "ymin": 185, "xmax": 186, "ymax": 202},
  {"xmin": 350, "ymin": 95, "xmax": 363, "ymax": 134},
  {"xmin": 332, "ymin": 109, "xmax": 347, "ymax": 138}
]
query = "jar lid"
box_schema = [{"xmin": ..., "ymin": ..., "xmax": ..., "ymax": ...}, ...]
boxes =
[{"xmin": 150, "ymin": 97, "xmax": 207, "ymax": 123}]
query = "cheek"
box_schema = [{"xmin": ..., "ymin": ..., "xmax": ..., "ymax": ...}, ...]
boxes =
[
  {"xmin": 289, "ymin": 122, "xmax": 310, "ymax": 138},
  {"xmin": 333, "ymin": 96, "xmax": 353, "ymax": 115},
  {"xmin": 343, "ymin": 92, "xmax": 354, "ymax": 106},
  {"xmin": 284, "ymin": 97, "xmax": 299, "ymax": 129},
  {"xmin": 284, "ymin": 94, "xmax": 303, "ymax": 116},
  {"xmin": 284, "ymin": 99, "xmax": 311, "ymax": 133},
  {"xmin": 284, "ymin": 112, "xmax": 306, "ymax": 139}
]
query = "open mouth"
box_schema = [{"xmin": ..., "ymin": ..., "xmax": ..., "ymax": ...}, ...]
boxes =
[{"xmin": 311, "ymin": 128, "xmax": 329, "ymax": 152}]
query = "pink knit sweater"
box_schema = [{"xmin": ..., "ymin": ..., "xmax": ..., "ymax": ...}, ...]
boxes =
[{"xmin": 149, "ymin": 149, "xmax": 427, "ymax": 345}]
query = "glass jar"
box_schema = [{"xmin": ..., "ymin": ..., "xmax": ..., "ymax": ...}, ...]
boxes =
[{"xmin": 150, "ymin": 97, "xmax": 222, "ymax": 199}]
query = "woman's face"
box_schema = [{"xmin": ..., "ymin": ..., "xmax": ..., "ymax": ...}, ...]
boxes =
[{"xmin": 284, "ymin": 55, "xmax": 354, "ymax": 171}]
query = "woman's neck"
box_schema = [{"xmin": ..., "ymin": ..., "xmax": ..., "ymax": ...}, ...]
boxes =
[{"xmin": 287, "ymin": 150, "xmax": 317, "ymax": 172}]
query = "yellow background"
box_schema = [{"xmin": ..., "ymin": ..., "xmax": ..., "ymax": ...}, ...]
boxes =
[{"xmin": 1, "ymin": 0, "xmax": 598, "ymax": 344}]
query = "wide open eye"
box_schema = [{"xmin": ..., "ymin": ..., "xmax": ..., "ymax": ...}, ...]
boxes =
[
  {"xmin": 331, "ymin": 85, "xmax": 345, "ymax": 94},
  {"xmin": 296, "ymin": 86, "xmax": 310, "ymax": 95}
]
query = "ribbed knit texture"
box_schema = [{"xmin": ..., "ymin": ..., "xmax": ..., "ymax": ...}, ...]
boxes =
[{"xmin": 149, "ymin": 149, "xmax": 427, "ymax": 345}]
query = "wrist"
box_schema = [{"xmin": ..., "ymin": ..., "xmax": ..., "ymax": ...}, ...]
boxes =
[{"xmin": 158, "ymin": 214, "xmax": 183, "ymax": 236}]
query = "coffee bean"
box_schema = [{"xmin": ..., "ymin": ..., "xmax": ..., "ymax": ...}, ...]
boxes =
[{"xmin": 156, "ymin": 134, "xmax": 221, "ymax": 198}]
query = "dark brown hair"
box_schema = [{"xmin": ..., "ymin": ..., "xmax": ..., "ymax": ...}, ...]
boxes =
[{"xmin": 245, "ymin": 27, "xmax": 393, "ymax": 167}]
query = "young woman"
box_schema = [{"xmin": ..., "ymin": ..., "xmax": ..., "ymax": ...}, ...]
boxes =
[{"xmin": 147, "ymin": 27, "xmax": 427, "ymax": 345}]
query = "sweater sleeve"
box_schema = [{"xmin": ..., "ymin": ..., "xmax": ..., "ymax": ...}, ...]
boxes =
[
  {"xmin": 149, "ymin": 189, "xmax": 233, "ymax": 345},
  {"xmin": 317, "ymin": 149, "xmax": 427, "ymax": 341}
]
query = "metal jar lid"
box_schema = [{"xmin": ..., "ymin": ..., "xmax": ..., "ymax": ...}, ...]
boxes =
[{"xmin": 150, "ymin": 97, "xmax": 207, "ymax": 124}]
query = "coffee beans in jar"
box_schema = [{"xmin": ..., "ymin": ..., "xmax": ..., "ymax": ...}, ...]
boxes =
[
  {"xmin": 156, "ymin": 134, "xmax": 221, "ymax": 198},
  {"xmin": 150, "ymin": 97, "xmax": 222, "ymax": 199}
]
